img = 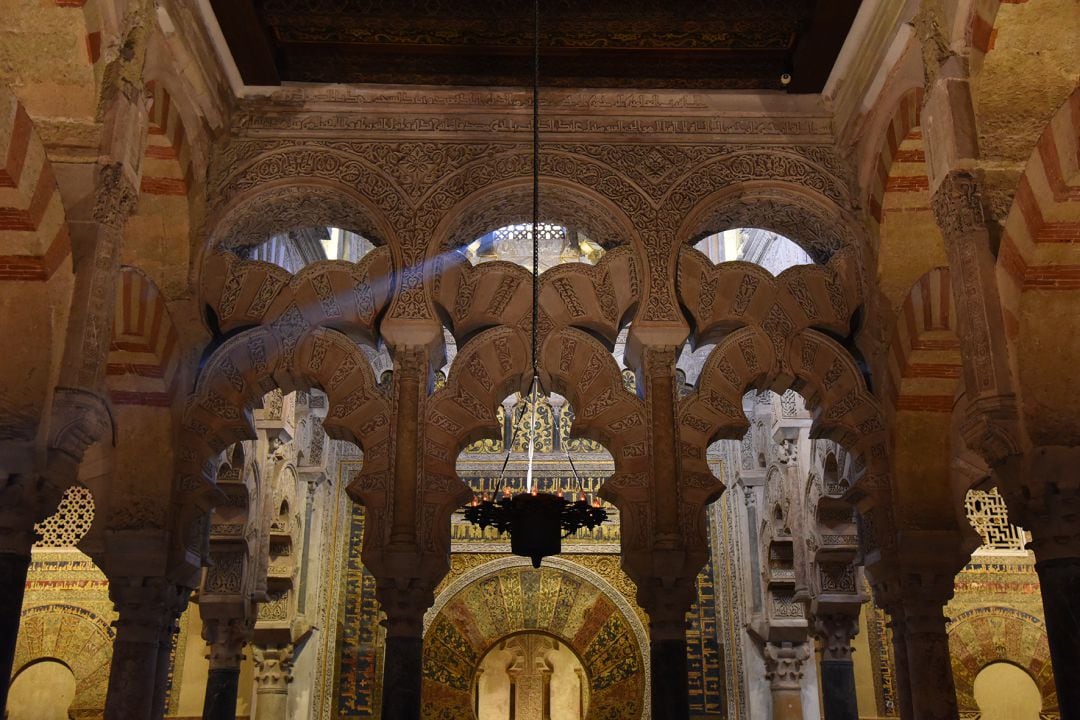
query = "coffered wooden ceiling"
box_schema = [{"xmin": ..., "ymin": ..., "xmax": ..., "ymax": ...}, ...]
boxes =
[{"xmin": 211, "ymin": 0, "xmax": 862, "ymax": 93}]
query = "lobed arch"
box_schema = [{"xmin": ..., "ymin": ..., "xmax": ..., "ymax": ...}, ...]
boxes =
[
  {"xmin": 433, "ymin": 243, "xmax": 640, "ymax": 351},
  {"xmin": 422, "ymin": 556, "xmax": 649, "ymax": 720},
  {"xmin": 199, "ymin": 242, "xmax": 394, "ymax": 344},
  {"xmin": 171, "ymin": 325, "xmax": 389, "ymax": 579},
  {"xmin": 426, "ymin": 325, "xmax": 646, "ymax": 481},
  {"xmin": 677, "ymin": 242, "xmax": 862, "ymax": 351},
  {"xmin": 947, "ymin": 607, "xmax": 1059, "ymax": 716},
  {"xmin": 685, "ymin": 327, "xmax": 890, "ymax": 506}
]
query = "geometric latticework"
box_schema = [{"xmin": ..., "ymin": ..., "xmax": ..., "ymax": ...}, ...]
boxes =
[
  {"xmin": 964, "ymin": 488, "xmax": 1026, "ymax": 552},
  {"xmin": 33, "ymin": 486, "xmax": 95, "ymax": 548}
]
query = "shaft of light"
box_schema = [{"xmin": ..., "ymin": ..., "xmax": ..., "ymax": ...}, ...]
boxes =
[{"xmin": 525, "ymin": 376, "xmax": 539, "ymax": 493}]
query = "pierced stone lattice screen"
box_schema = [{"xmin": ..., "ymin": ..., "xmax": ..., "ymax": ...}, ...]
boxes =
[
  {"xmin": 34, "ymin": 486, "xmax": 95, "ymax": 548},
  {"xmin": 964, "ymin": 488, "xmax": 1026, "ymax": 551}
]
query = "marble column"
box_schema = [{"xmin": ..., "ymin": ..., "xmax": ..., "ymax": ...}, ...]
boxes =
[
  {"xmin": 1034, "ymin": 556, "xmax": 1080, "ymax": 718},
  {"xmin": 202, "ymin": 616, "xmax": 253, "ymax": 720},
  {"xmin": 640, "ymin": 579, "xmax": 695, "ymax": 720},
  {"xmin": 764, "ymin": 642, "xmax": 810, "ymax": 720},
  {"xmin": 104, "ymin": 579, "xmax": 186, "ymax": 720},
  {"xmin": 813, "ymin": 611, "xmax": 860, "ymax": 720},
  {"xmin": 150, "ymin": 619, "xmax": 178, "ymax": 720},
  {"xmin": 377, "ymin": 583, "xmax": 431, "ymax": 720},
  {"xmin": 888, "ymin": 613, "xmax": 914, "ymax": 720},
  {"xmin": 649, "ymin": 632, "xmax": 690, "ymax": 720},
  {"xmin": 252, "ymin": 644, "xmax": 294, "ymax": 720},
  {"xmin": 1020, "ymin": 486, "xmax": 1080, "ymax": 719},
  {"xmin": 900, "ymin": 601, "xmax": 958, "ymax": 720}
]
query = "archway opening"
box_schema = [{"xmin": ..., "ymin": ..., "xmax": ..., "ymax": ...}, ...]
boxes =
[
  {"xmin": 474, "ymin": 632, "xmax": 589, "ymax": 720},
  {"xmin": 460, "ymin": 223, "xmax": 605, "ymax": 270},
  {"xmin": 249, "ymin": 225, "xmax": 377, "ymax": 271},
  {"xmin": 8, "ymin": 659, "xmax": 77, "ymax": 720},
  {"xmin": 973, "ymin": 662, "xmax": 1042, "ymax": 720}
]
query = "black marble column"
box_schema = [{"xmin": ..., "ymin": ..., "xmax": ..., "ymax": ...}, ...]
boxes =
[
  {"xmin": 1036, "ymin": 557, "xmax": 1080, "ymax": 719},
  {"xmin": 104, "ymin": 621, "xmax": 162, "ymax": 720},
  {"xmin": 203, "ymin": 667, "xmax": 241, "ymax": 720},
  {"xmin": 0, "ymin": 552, "xmax": 31, "ymax": 713},
  {"xmin": 382, "ymin": 635, "xmax": 423, "ymax": 720},
  {"xmin": 820, "ymin": 660, "xmax": 858, "ymax": 720},
  {"xmin": 888, "ymin": 615, "xmax": 914, "ymax": 720},
  {"xmin": 650, "ymin": 638, "xmax": 690, "ymax": 720}
]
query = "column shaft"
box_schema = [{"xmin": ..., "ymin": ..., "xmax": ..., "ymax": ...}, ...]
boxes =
[
  {"xmin": 0, "ymin": 552, "xmax": 31, "ymax": 713},
  {"xmin": 382, "ymin": 635, "xmax": 423, "ymax": 720},
  {"xmin": 650, "ymin": 637, "xmax": 689, "ymax": 720},
  {"xmin": 819, "ymin": 660, "xmax": 857, "ymax": 720},
  {"xmin": 902, "ymin": 613, "xmax": 958, "ymax": 720},
  {"xmin": 151, "ymin": 627, "xmax": 176, "ymax": 720},
  {"xmin": 203, "ymin": 668, "xmax": 241, "ymax": 720},
  {"xmin": 1035, "ymin": 557, "xmax": 1080, "ymax": 718},
  {"xmin": 104, "ymin": 625, "xmax": 161, "ymax": 720},
  {"xmin": 252, "ymin": 644, "xmax": 293, "ymax": 720}
]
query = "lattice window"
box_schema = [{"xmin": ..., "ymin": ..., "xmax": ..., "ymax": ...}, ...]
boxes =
[
  {"xmin": 965, "ymin": 488, "xmax": 1026, "ymax": 551},
  {"xmin": 466, "ymin": 224, "xmax": 604, "ymax": 270},
  {"xmin": 34, "ymin": 486, "xmax": 95, "ymax": 548}
]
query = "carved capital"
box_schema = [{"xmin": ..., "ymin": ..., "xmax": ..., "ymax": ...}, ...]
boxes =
[
  {"xmin": 110, "ymin": 577, "xmax": 189, "ymax": 644},
  {"xmin": 959, "ymin": 395, "xmax": 1023, "ymax": 468},
  {"xmin": 931, "ymin": 171, "xmax": 987, "ymax": 238},
  {"xmin": 636, "ymin": 575, "xmax": 697, "ymax": 641},
  {"xmin": 763, "ymin": 641, "xmax": 811, "ymax": 691},
  {"xmin": 48, "ymin": 387, "xmax": 113, "ymax": 466},
  {"xmin": 996, "ymin": 448, "xmax": 1080, "ymax": 562},
  {"xmin": 203, "ymin": 615, "xmax": 255, "ymax": 671},
  {"xmin": 375, "ymin": 579, "xmax": 435, "ymax": 638},
  {"xmin": 252, "ymin": 643, "xmax": 295, "ymax": 691},
  {"xmin": 92, "ymin": 162, "xmax": 140, "ymax": 229},
  {"xmin": 813, "ymin": 609, "xmax": 860, "ymax": 662}
]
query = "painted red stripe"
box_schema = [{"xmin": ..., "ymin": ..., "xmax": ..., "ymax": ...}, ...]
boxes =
[
  {"xmin": 0, "ymin": 104, "xmax": 32, "ymax": 189},
  {"xmin": 140, "ymin": 176, "xmax": 188, "ymax": 195}
]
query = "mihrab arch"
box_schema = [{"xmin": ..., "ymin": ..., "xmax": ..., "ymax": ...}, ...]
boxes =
[{"xmin": 422, "ymin": 556, "xmax": 649, "ymax": 720}]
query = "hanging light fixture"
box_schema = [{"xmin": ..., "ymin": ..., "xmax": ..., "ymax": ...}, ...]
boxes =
[{"xmin": 462, "ymin": 0, "xmax": 607, "ymax": 568}]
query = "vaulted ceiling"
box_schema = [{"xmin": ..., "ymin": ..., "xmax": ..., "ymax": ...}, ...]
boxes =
[{"xmin": 210, "ymin": 0, "xmax": 862, "ymax": 92}]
